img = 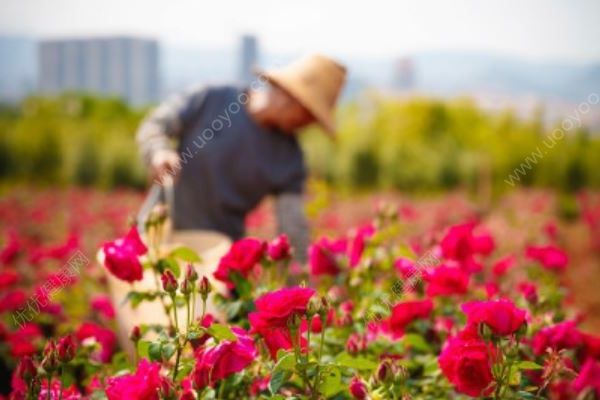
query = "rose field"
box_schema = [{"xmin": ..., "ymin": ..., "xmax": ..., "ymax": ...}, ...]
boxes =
[{"xmin": 0, "ymin": 186, "xmax": 599, "ymax": 399}]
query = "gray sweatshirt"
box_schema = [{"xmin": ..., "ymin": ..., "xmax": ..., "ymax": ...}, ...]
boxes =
[{"xmin": 136, "ymin": 85, "xmax": 309, "ymax": 261}]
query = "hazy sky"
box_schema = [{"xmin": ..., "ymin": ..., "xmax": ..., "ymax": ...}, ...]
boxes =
[{"xmin": 1, "ymin": 0, "xmax": 599, "ymax": 63}]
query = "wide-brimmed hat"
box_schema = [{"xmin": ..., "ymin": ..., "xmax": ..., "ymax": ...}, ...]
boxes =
[{"xmin": 257, "ymin": 54, "xmax": 347, "ymax": 134}]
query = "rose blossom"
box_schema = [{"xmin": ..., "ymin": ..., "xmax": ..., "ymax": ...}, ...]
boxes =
[
  {"xmin": 384, "ymin": 299, "xmax": 433, "ymax": 338},
  {"xmin": 213, "ymin": 238, "xmax": 265, "ymax": 288},
  {"xmin": 267, "ymin": 234, "xmax": 291, "ymax": 261},
  {"xmin": 91, "ymin": 295, "xmax": 116, "ymax": 319},
  {"xmin": 308, "ymin": 237, "xmax": 347, "ymax": 276},
  {"xmin": 102, "ymin": 226, "xmax": 147, "ymax": 283},
  {"xmin": 439, "ymin": 327, "xmax": 495, "ymax": 397},
  {"xmin": 532, "ymin": 320, "xmax": 583, "ymax": 355},
  {"xmin": 75, "ymin": 321, "xmax": 117, "ymax": 363},
  {"xmin": 424, "ymin": 265, "xmax": 470, "ymax": 297},
  {"xmin": 525, "ymin": 244, "xmax": 569, "ymax": 271},
  {"xmin": 349, "ymin": 376, "xmax": 368, "ymax": 399},
  {"xmin": 349, "ymin": 224, "xmax": 375, "ymax": 267},
  {"xmin": 461, "ymin": 299, "xmax": 527, "ymax": 336},
  {"xmin": 192, "ymin": 327, "xmax": 256, "ymax": 387},
  {"xmin": 106, "ymin": 358, "xmax": 161, "ymax": 400},
  {"xmin": 572, "ymin": 358, "xmax": 600, "ymax": 397},
  {"xmin": 440, "ymin": 222, "xmax": 495, "ymax": 273},
  {"xmin": 249, "ymin": 286, "xmax": 315, "ymax": 329}
]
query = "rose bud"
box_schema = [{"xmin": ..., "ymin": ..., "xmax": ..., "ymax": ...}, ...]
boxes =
[
  {"xmin": 181, "ymin": 279, "xmax": 192, "ymax": 296},
  {"xmin": 161, "ymin": 270, "xmax": 178, "ymax": 293},
  {"xmin": 346, "ymin": 334, "xmax": 361, "ymax": 355},
  {"xmin": 57, "ymin": 335, "xmax": 76, "ymax": 363},
  {"xmin": 267, "ymin": 234, "xmax": 291, "ymax": 261},
  {"xmin": 16, "ymin": 356, "xmax": 37, "ymax": 381},
  {"xmin": 376, "ymin": 360, "xmax": 393, "ymax": 383},
  {"xmin": 40, "ymin": 340, "xmax": 58, "ymax": 372},
  {"xmin": 199, "ymin": 276, "xmax": 212, "ymax": 300},
  {"xmin": 349, "ymin": 376, "xmax": 368, "ymax": 400},
  {"xmin": 185, "ymin": 264, "xmax": 198, "ymax": 282},
  {"xmin": 129, "ymin": 326, "xmax": 141, "ymax": 343}
]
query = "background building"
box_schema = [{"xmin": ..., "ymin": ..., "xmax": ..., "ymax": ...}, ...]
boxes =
[
  {"xmin": 239, "ymin": 35, "xmax": 258, "ymax": 84},
  {"xmin": 38, "ymin": 36, "xmax": 159, "ymax": 105}
]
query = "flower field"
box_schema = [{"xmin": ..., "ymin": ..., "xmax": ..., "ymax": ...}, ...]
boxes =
[{"xmin": 1, "ymin": 187, "xmax": 600, "ymax": 399}]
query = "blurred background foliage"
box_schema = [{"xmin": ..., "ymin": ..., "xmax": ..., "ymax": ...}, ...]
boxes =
[{"xmin": 0, "ymin": 93, "xmax": 599, "ymax": 194}]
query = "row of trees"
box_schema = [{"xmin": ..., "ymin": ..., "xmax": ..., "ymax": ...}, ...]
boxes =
[{"xmin": 0, "ymin": 93, "xmax": 598, "ymax": 193}]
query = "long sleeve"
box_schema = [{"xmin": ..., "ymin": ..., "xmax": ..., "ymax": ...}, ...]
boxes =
[
  {"xmin": 274, "ymin": 193, "xmax": 310, "ymax": 264},
  {"xmin": 136, "ymin": 86, "xmax": 208, "ymax": 165}
]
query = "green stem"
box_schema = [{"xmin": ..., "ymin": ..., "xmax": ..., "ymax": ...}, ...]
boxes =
[
  {"xmin": 172, "ymin": 344, "xmax": 182, "ymax": 380},
  {"xmin": 172, "ymin": 294, "xmax": 180, "ymax": 332}
]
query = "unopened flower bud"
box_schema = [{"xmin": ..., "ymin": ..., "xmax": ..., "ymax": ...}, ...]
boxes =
[
  {"xmin": 376, "ymin": 360, "xmax": 393, "ymax": 383},
  {"xmin": 159, "ymin": 376, "xmax": 177, "ymax": 400},
  {"xmin": 181, "ymin": 279, "xmax": 192, "ymax": 295},
  {"xmin": 40, "ymin": 340, "xmax": 58, "ymax": 372},
  {"xmin": 161, "ymin": 270, "xmax": 178, "ymax": 293},
  {"xmin": 129, "ymin": 326, "xmax": 141, "ymax": 343},
  {"xmin": 349, "ymin": 376, "xmax": 368, "ymax": 400},
  {"xmin": 57, "ymin": 335, "xmax": 76, "ymax": 363},
  {"xmin": 267, "ymin": 234, "xmax": 291, "ymax": 261},
  {"xmin": 185, "ymin": 264, "xmax": 198, "ymax": 282},
  {"xmin": 199, "ymin": 276, "xmax": 212, "ymax": 300}
]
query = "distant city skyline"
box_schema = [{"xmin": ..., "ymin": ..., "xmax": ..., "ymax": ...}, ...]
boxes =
[{"xmin": 1, "ymin": 0, "xmax": 599, "ymax": 64}]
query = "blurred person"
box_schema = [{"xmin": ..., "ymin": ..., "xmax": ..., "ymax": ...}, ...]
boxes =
[{"xmin": 136, "ymin": 54, "xmax": 347, "ymax": 261}]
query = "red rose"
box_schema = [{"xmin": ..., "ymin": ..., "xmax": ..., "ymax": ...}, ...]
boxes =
[
  {"xmin": 573, "ymin": 358, "xmax": 600, "ymax": 397},
  {"xmin": 102, "ymin": 226, "xmax": 147, "ymax": 283},
  {"xmin": 249, "ymin": 286, "xmax": 315, "ymax": 330},
  {"xmin": 461, "ymin": 299, "xmax": 527, "ymax": 336},
  {"xmin": 91, "ymin": 295, "xmax": 116, "ymax": 319},
  {"xmin": 525, "ymin": 244, "xmax": 568, "ymax": 271},
  {"xmin": 76, "ymin": 321, "xmax": 116, "ymax": 363},
  {"xmin": 192, "ymin": 327, "xmax": 256, "ymax": 387},
  {"xmin": 213, "ymin": 238, "xmax": 265, "ymax": 288},
  {"xmin": 532, "ymin": 320, "xmax": 583, "ymax": 355},
  {"xmin": 267, "ymin": 234, "xmax": 292, "ymax": 261},
  {"xmin": 424, "ymin": 265, "xmax": 470, "ymax": 297},
  {"xmin": 492, "ymin": 255, "xmax": 516, "ymax": 277},
  {"xmin": 349, "ymin": 376, "xmax": 368, "ymax": 400},
  {"xmin": 439, "ymin": 327, "xmax": 495, "ymax": 397},
  {"xmin": 349, "ymin": 224, "xmax": 375, "ymax": 267},
  {"xmin": 440, "ymin": 222, "xmax": 495, "ymax": 267},
  {"xmin": 106, "ymin": 358, "xmax": 161, "ymax": 400},
  {"xmin": 384, "ymin": 299, "xmax": 433, "ymax": 338},
  {"xmin": 309, "ymin": 237, "xmax": 347, "ymax": 276}
]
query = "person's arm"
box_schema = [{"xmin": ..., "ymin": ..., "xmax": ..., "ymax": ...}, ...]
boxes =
[
  {"xmin": 275, "ymin": 193, "xmax": 310, "ymax": 264},
  {"xmin": 136, "ymin": 86, "xmax": 208, "ymax": 180}
]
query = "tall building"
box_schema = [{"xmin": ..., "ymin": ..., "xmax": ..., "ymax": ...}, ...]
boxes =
[
  {"xmin": 239, "ymin": 35, "xmax": 258, "ymax": 84},
  {"xmin": 38, "ymin": 37, "xmax": 160, "ymax": 105}
]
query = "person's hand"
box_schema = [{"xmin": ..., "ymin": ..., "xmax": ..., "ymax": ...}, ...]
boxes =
[{"xmin": 150, "ymin": 149, "xmax": 180, "ymax": 184}]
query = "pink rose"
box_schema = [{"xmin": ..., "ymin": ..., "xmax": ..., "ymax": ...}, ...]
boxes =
[
  {"xmin": 440, "ymin": 222, "xmax": 495, "ymax": 264},
  {"xmin": 461, "ymin": 299, "xmax": 527, "ymax": 336},
  {"xmin": 75, "ymin": 321, "xmax": 116, "ymax": 363},
  {"xmin": 91, "ymin": 295, "xmax": 116, "ymax": 319},
  {"xmin": 192, "ymin": 327, "xmax": 256, "ymax": 387},
  {"xmin": 349, "ymin": 376, "xmax": 368, "ymax": 399},
  {"xmin": 532, "ymin": 320, "xmax": 583, "ymax": 355},
  {"xmin": 106, "ymin": 359, "xmax": 161, "ymax": 400},
  {"xmin": 424, "ymin": 265, "xmax": 470, "ymax": 297},
  {"xmin": 573, "ymin": 358, "xmax": 600, "ymax": 397},
  {"xmin": 213, "ymin": 238, "xmax": 265, "ymax": 288},
  {"xmin": 102, "ymin": 226, "xmax": 147, "ymax": 283},
  {"xmin": 267, "ymin": 234, "xmax": 292, "ymax": 261},
  {"xmin": 309, "ymin": 237, "xmax": 347, "ymax": 276},
  {"xmin": 349, "ymin": 224, "xmax": 375, "ymax": 267},
  {"xmin": 525, "ymin": 244, "xmax": 568, "ymax": 271},
  {"xmin": 439, "ymin": 327, "xmax": 495, "ymax": 397}
]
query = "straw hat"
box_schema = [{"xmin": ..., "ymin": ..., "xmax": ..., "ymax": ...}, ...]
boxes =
[{"xmin": 258, "ymin": 54, "xmax": 347, "ymax": 134}]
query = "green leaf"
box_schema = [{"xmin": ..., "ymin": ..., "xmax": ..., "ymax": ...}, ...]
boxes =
[
  {"xmin": 208, "ymin": 324, "xmax": 237, "ymax": 342},
  {"xmin": 269, "ymin": 368, "xmax": 292, "ymax": 394},
  {"xmin": 274, "ymin": 352, "xmax": 296, "ymax": 371},
  {"xmin": 170, "ymin": 246, "xmax": 202, "ymax": 263},
  {"xmin": 335, "ymin": 352, "xmax": 377, "ymax": 371},
  {"xmin": 402, "ymin": 333, "xmax": 431, "ymax": 352},
  {"xmin": 516, "ymin": 361, "xmax": 544, "ymax": 370},
  {"xmin": 148, "ymin": 342, "xmax": 162, "ymax": 362},
  {"xmin": 158, "ymin": 257, "xmax": 181, "ymax": 278},
  {"xmin": 137, "ymin": 340, "xmax": 150, "ymax": 358},
  {"xmin": 317, "ymin": 365, "xmax": 342, "ymax": 397},
  {"xmin": 161, "ymin": 343, "xmax": 176, "ymax": 360}
]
